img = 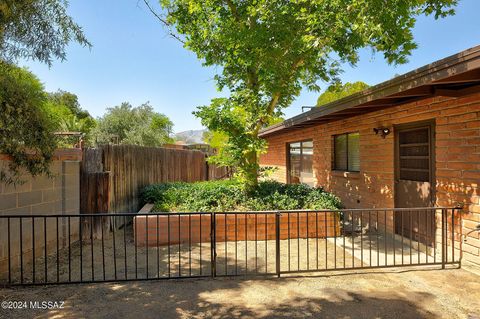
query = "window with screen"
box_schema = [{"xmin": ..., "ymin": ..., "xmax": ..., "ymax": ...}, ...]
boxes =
[
  {"xmin": 333, "ymin": 132, "xmax": 360, "ymax": 172},
  {"xmin": 288, "ymin": 140, "xmax": 314, "ymax": 186},
  {"xmin": 398, "ymin": 127, "xmax": 430, "ymax": 182}
]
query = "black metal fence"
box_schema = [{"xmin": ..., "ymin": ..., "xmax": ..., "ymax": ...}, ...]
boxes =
[{"xmin": 0, "ymin": 207, "xmax": 461, "ymax": 286}]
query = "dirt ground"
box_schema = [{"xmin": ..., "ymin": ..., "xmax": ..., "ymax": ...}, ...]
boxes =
[
  {"xmin": 2, "ymin": 223, "xmax": 477, "ymax": 318},
  {"xmin": 1, "ymin": 266, "xmax": 480, "ymax": 319},
  {"xmin": 7, "ymin": 223, "xmax": 430, "ymax": 284}
]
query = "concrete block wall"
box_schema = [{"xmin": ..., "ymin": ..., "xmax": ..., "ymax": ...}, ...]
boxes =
[
  {"xmin": 260, "ymin": 93, "xmax": 480, "ymax": 266},
  {"xmin": 0, "ymin": 149, "xmax": 82, "ymax": 280}
]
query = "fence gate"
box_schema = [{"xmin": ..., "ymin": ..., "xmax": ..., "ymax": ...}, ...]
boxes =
[{"xmin": 0, "ymin": 208, "xmax": 461, "ymax": 286}]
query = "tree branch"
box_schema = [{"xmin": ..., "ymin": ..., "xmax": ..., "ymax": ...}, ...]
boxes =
[
  {"xmin": 252, "ymin": 57, "xmax": 305, "ymax": 135},
  {"xmin": 252, "ymin": 92, "xmax": 281, "ymax": 136},
  {"xmin": 142, "ymin": 0, "xmax": 186, "ymax": 44},
  {"xmin": 225, "ymin": 0, "xmax": 242, "ymax": 23}
]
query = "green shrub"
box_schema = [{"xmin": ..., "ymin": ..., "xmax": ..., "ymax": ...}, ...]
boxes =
[{"xmin": 141, "ymin": 180, "xmax": 342, "ymax": 212}]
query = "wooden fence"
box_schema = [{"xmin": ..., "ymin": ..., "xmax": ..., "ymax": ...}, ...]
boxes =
[
  {"xmin": 80, "ymin": 145, "xmax": 228, "ymax": 234},
  {"xmin": 103, "ymin": 145, "xmax": 211, "ymax": 214}
]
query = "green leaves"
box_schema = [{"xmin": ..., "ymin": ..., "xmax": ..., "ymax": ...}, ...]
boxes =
[
  {"xmin": 0, "ymin": 0, "xmax": 91, "ymax": 66},
  {"xmin": 155, "ymin": 0, "xmax": 457, "ymax": 189},
  {"xmin": 316, "ymin": 81, "xmax": 370, "ymax": 106},
  {"xmin": 93, "ymin": 102, "xmax": 174, "ymax": 146},
  {"xmin": 44, "ymin": 90, "xmax": 96, "ymax": 146},
  {"xmin": 141, "ymin": 179, "xmax": 342, "ymax": 212},
  {"xmin": 0, "ymin": 1, "xmax": 90, "ymax": 184},
  {"xmin": 0, "ymin": 62, "xmax": 57, "ymax": 184},
  {"xmin": 48, "ymin": 90, "xmax": 91, "ymax": 120}
]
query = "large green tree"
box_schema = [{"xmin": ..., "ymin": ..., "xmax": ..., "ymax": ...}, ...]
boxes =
[
  {"xmin": 0, "ymin": 63, "xmax": 57, "ymax": 184},
  {"xmin": 93, "ymin": 102, "xmax": 174, "ymax": 146},
  {"xmin": 148, "ymin": 0, "xmax": 457, "ymax": 190},
  {"xmin": 48, "ymin": 90, "xmax": 92, "ymax": 120},
  {"xmin": 317, "ymin": 81, "xmax": 370, "ymax": 106},
  {"xmin": 44, "ymin": 90, "xmax": 97, "ymax": 146},
  {"xmin": 0, "ymin": 0, "xmax": 90, "ymax": 183}
]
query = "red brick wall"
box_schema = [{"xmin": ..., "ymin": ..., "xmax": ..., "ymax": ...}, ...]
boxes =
[
  {"xmin": 260, "ymin": 93, "xmax": 480, "ymax": 265},
  {"xmin": 133, "ymin": 212, "xmax": 340, "ymax": 246}
]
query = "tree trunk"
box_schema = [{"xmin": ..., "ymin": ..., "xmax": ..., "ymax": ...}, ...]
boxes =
[
  {"xmin": 244, "ymin": 92, "xmax": 282, "ymax": 192},
  {"xmin": 243, "ymin": 147, "xmax": 259, "ymax": 192}
]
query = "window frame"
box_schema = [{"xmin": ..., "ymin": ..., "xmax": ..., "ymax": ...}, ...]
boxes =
[
  {"xmin": 332, "ymin": 132, "xmax": 360, "ymax": 173},
  {"xmin": 286, "ymin": 139, "xmax": 313, "ymax": 185}
]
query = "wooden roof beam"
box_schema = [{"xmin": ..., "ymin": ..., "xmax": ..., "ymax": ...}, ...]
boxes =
[
  {"xmin": 433, "ymin": 69, "xmax": 480, "ymax": 84},
  {"xmin": 383, "ymin": 86, "xmax": 434, "ymax": 99},
  {"xmin": 434, "ymin": 83, "xmax": 480, "ymax": 97}
]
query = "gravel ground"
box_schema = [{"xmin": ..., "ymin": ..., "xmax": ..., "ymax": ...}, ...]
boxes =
[{"xmin": 0, "ymin": 267, "xmax": 479, "ymax": 319}]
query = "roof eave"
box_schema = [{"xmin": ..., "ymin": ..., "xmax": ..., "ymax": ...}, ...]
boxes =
[{"xmin": 259, "ymin": 45, "xmax": 480, "ymax": 137}]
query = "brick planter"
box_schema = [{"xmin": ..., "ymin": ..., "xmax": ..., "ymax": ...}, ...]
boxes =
[{"xmin": 133, "ymin": 211, "xmax": 340, "ymax": 247}]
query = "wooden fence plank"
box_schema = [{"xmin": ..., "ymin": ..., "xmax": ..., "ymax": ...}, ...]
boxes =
[{"xmin": 81, "ymin": 145, "xmax": 229, "ymax": 225}]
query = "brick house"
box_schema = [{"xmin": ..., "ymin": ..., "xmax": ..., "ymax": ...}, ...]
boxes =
[{"xmin": 259, "ymin": 46, "xmax": 480, "ymax": 266}]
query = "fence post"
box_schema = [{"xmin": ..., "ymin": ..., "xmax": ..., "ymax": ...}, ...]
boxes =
[
  {"xmin": 457, "ymin": 207, "xmax": 463, "ymax": 268},
  {"xmin": 211, "ymin": 213, "xmax": 216, "ymax": 277},
  {"xmin": 275, "ymin": 212, "xmax": 281, "ymax": 278},
  {"xmin": 205, "ymin": 154, "xmax": 209, "ymax": 181},
  {"xmin": 451, "ymin": 208, "xmax": 455, "ymax": 264},
  {"xmin": 441, "ymin": 208, "xmax": 446, "ymax": 269}
]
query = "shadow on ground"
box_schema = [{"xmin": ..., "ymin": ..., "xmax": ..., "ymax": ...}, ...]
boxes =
[{"xmin": 1, "ymin": 267, "xmax": 480, "ymax": 319}]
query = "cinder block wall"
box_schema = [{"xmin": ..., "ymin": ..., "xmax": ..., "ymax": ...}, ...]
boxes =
[
  {"xmin": 260, "ymin": 93, "xmax": 480, "ymax": 266},
  {"xmin": 0, "ymin": 149, "xmax": 82, "ymax": 280}
]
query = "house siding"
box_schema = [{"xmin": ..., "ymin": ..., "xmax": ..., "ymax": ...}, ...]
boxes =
[{"xmin": 260, "ymin": 93, "xmax": 480, "ymax": 266}]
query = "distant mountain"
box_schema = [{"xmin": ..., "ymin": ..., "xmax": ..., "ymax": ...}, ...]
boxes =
[{"xmin": 174, "ymin": 129, "xmax": 208, "ymax": 144}]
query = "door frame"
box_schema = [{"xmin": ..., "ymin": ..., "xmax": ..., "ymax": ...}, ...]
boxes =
[{"xmin": 393, "ymin": 119, "xmax": 436, "ymax": 208}]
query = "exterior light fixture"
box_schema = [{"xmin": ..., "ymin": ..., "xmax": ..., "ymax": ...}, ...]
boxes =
[
  {"xmin": 463, "ymin": 224, "xmax": 480, "ymax": 243},
  {"xmin": 373, "ymin": 127, "xmax": 391, "ymax": 138}
]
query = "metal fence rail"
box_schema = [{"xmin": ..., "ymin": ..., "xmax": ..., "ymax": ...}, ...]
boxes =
[{"xmin": 0, "ymin": 207, "xmax": 461, "ymax": 286}]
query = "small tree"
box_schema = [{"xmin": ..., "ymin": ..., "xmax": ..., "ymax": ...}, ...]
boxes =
[
  {"xmin": 203, "ymin": 109, "xmax": 283, "ymax": 179},
  {"xmin": 147, "ymin": 0, "xmax": 456, "ymax": 191},
  {"xmin": 203, "ymin": 130, "xmax": 231, "ymax": 163},
  {"xmin": 93, "ymin": 102, "xmax": 174, "ymax": 146}
]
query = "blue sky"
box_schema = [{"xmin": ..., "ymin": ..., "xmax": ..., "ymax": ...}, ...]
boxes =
[{"xmin": 20, "ymin": 0, "xmax": 480, "ymax": 133}]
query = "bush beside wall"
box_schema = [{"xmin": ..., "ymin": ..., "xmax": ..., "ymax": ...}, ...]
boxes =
[{"xmin": 141, "ymin": 180, "xmax": 342, "ymax": 212}]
